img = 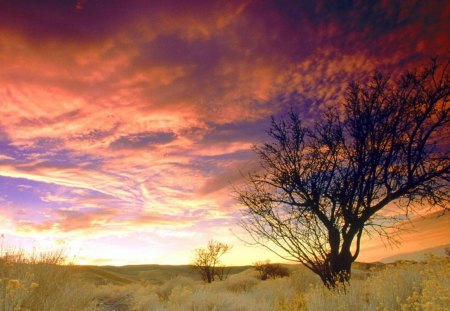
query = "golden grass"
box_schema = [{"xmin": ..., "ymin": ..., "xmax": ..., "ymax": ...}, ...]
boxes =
[
  {"xmin": 121, "ymin": 257, "xmax": 449, "ymax": 311},
  {"xmin": 0, "ymin": 249, "xmax": 99, "ymax": 311},
  {"xmin": 0, "ymin": 249, "xmax": 448, "ymax": 311}
]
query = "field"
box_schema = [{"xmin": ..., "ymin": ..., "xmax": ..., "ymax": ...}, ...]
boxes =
[{"xmin": 0, "ymin": 251, "xmax": 449, "ymax": 311}]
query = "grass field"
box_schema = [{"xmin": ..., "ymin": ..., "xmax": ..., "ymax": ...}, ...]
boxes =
[{"xmin": 0, "ymin": 250, "xmax": 448, "ymax": 311}]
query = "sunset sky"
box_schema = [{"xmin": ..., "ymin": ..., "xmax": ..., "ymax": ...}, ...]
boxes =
[{"xmin": 0, "ymin": 0, "xmax": 449, "ymax": 266}]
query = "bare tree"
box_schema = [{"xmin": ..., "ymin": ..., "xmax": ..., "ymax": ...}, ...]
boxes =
[
  {"xmin": 237, "ymin": 60, "xmax": 450, "ymax": 288},
  {"xmin": 192, "ymin": 240, "xmax": 231, "ymax": 283}
]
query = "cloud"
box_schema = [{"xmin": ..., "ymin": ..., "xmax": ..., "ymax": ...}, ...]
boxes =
[
  {"xmin": 196, "ymin": 158, "xmax": 260, "ymax": 196},
  {"xmin": 110, "ymin": 131, "xmax": 177, "ymax": 150},
  {"xmin": 0, "ymin": 0, "xmax": 448, "ymax": 264}
]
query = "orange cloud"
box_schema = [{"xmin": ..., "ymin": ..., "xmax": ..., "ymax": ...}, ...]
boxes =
[{"xmin": 0, "ymin": 0, "xmax": 448, "ymax": 265}]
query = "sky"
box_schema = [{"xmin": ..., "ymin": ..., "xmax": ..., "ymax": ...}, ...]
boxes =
[{"xmin": 0, "ymin": 0, "xmax": 449, "ymax": 265}]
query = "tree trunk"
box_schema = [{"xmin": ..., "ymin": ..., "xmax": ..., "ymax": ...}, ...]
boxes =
[
  {"xmin": 321, "ymin": 230, "xmax": 355, "ymax": 288},
  {"xmin": 331, "ymin": 250, "xmax": 352, "ymax": 282},
  {"xmin": 319, "ymin": 251, "xmax": 353, "ymax": 288},
  {"xmin": 206, "ymin": 269, "xmax": 212, "ymax": 283}
]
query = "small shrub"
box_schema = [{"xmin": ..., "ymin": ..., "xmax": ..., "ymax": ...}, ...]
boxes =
[{"xmin": 254, "ymin": 261, "xmax": 290, "ymax": 280}]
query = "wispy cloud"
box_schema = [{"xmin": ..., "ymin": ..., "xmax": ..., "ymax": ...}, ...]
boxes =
[{"xmin": 0, "ymin": 0, "xmax": 448, "ymax": 264}]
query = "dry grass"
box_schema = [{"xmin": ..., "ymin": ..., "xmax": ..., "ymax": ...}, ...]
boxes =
[
  {"xmin": 0, "ymin": 249, "xmax": 99, "ymax": 311},
  {"xmin": 0, "ymin": 249, "xmax": 448, "ymax": 311},
  {"xmin": 304, "ymin": 256, "xmax": 449, "ymax": 311},
  {"xmin": 123, "ymin": 257, "xmax": 449, "ymax": 311}
]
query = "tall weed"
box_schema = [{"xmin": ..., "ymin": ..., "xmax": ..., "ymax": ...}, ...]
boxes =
[{"xmin": 0, "ymin": 249, "xmax": 98, "ymax": 311}]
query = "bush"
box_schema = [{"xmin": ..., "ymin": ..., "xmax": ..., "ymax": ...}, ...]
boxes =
[{"xmin": 254, "ymin": 261, "xmax": 290, "ymax": 280}]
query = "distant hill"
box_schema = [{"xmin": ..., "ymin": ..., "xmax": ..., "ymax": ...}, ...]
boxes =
[
  {"xmin": 74, "ymin": 264, "xmax": 252, "ymax": 285},
  {"xmin": 74, "ymin": 266, "xmax": 138, "ymax": 285},
  {"xmin": 72, "ymin": 262, "xmax": 388, "ymax": 286},
  {"xmin": 379, "ymin": 244, "xmax": 449, "ymax": 263}
]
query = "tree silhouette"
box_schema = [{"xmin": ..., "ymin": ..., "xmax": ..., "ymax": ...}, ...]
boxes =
[
  {"xmin": 192, "ymin": 240, "xmax": 231, "ymax": 283},
  {"xmin": 237, "ymin": 60, "xmax": 450, "ymax": 288}
]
